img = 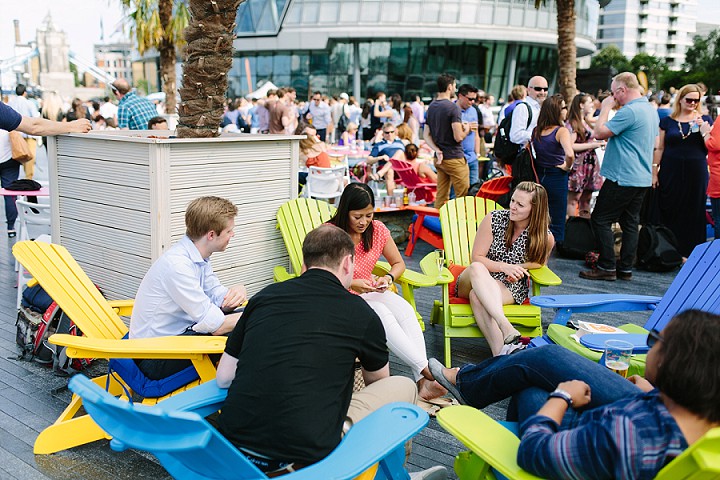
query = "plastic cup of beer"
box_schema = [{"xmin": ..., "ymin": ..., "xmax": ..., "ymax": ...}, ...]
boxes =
[
  {"xmin": 435, "ymin": 249, "xmax": 445, "ymax": 279},
  {"xmin": 604, "ymin": 339, "xmax": 633, "ymax": 378}
]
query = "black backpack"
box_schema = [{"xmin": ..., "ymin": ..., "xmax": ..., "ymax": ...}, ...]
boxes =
[
  {"xmin": 493, "ymin": 102, "xmax": 532, "ymax": 165},
  {"xmin": 558, "ymin": 216, "xmax": 599, "ymax": 259},
  {"xmin": 636, "ymin": 225, "xmax": 683, "ymax": 272},
  {"xmin": 337, "ymin": 105, "xmax": 350, "ymax": 134}
]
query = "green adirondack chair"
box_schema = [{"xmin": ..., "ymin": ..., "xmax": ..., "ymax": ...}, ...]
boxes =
[
  {"xmin": 274, "ymin": 198, "xmax": 437, "ymax": 329},
  {"xmin": 437, "ymin": 405, "xmax": 720, "ymax": 480},
  {"xmin": 420, "ymin": 197, "xmax": 561, "ymax": 365}
]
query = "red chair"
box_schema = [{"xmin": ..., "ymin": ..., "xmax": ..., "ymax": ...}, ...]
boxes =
[
  {"xmin": 389, "ymin": 158, "xmax": 437, "ymax": 203},
  {"xmin": 476, "ymin": 175, "xmax": 512, "ymax": 201},
  {"xmin": 404, "ymin": 205, "xmax": 443, "ymax": 257}
]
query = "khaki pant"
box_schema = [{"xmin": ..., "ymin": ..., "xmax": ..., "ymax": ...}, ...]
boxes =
[
  {"xmin": 345, "ymin": 375, "xmax": 417, "ymax": 460},
  {"xmin": 23, "ymin": 138, "xmax": 37, "ymax": 180},
  {"xmin": 434, "ymin": 157, "xmax": 469, "ymax": 209}
]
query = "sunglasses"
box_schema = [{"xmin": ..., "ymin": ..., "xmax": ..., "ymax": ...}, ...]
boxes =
[
  {"xmin": 646, "ymin": 328, "xmax": 664, "ymax": 348},
  {"xmin": 383, "ymin": 130, "xmax": 396, "ymax": 134},
  {"xmin": 684, "ymin": 97, "xmax": 700, "ymax": 104},
  {"xmin": 530, "ymin": 86, "xmax": 549, "ymax": 92}
]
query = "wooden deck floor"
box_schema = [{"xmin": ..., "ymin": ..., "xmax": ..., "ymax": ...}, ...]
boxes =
[{"xmin": 0, "ymin": 214, "xmax": 676, "ymax": 479}]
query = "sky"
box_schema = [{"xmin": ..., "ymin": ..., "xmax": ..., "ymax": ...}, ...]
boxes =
[
  {"xmin": 1, "ymin": 0, "xmax": 719, "ymax": 65},
  {"xmin": 0, "ymin": 0, "xmax": 127, "ymax": 63}
]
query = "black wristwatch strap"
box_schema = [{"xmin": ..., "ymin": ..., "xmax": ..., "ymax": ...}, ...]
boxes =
[{"xmin": 548, "ymin": 388, "xmax": 573, "ymax": 407}]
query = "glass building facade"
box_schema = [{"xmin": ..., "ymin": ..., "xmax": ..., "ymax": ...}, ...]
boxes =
[
  {"xmin": 228, "ymin": 40, "xmax": 559, "ymax": 101},
  {"xmin": 228, "ymin": 0, "xmax": 600, "ymax": 100}
]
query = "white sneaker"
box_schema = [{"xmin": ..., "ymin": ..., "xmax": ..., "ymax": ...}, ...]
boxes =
[
  {"xmin": 499, "ymin": 343, "xmax": 526, "ymax": 355},
  {"xmin": 409, "ymin": 465, "xmax": 447, "ymax": 480}
]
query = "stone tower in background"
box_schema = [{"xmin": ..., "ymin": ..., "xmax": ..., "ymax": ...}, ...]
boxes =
[{"xmin": 36, "ymin": 13, "xmax": 74, "ymax": 98}]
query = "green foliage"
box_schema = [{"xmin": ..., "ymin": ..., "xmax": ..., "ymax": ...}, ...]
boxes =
[
  {"xmin": 658, "ymin": 28, "xmax": 720, "ymax": 93},
  {"xmin": 135, "ymin": 79, "xmax": 149, "ymax": 95},
  {"xmin": 683, "ymin": 29, "xmax": 720, "ymax": 72},
  {"xmin": 69, "ymin": 63, "xmax": 82, "ymax": 87},
  {"xmin": 590, "ymin": 46, "xmax": 632, "ymax": 73},
  {"xmin": 121, "ymin": 0, "xmax": 190, "ymax": 55},
  {"xmin": 630, "ymin": 53, "xmax": 666, "ymax": 90}
]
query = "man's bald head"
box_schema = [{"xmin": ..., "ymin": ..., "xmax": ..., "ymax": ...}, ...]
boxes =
[
  {"xmin": 112, "ymin": 78, "xmax": 131, "ymax": 95},
  {"xmin": 527, "ymin": 76, "xmax": 549, "ymax": 104}
]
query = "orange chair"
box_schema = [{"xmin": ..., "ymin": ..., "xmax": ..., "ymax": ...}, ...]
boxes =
[
  {"xmin": 404, "ymin": 205, "xmax": 443, "ymax": 257},
  {"xmin": 476, "ymin": 175, "xmax": 513, "ymax": 201}
]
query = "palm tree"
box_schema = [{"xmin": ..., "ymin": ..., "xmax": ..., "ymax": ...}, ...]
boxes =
[
  {"xmin": 535, "ymin": 0, "xmax": 577, "ymax": 101},
  {"xmin": 122, "ymin": 0, "xmax": 190, "ymax": 113},
  {"xmin": 176, "ymin": 0, "xmax": 243, "ymax": 138}
]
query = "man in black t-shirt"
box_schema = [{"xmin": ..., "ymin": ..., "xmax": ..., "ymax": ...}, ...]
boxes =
[
  {"xmin": 215, "ymin": 225, "xmax": 433, "ymax": 477},
  {"xmin": 424, "ymin": 73, "xmax": 472, "ymax": 208}
]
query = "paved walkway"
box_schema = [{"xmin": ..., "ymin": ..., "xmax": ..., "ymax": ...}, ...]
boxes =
[{"xmin": 0, "ymin": 224, "xmax": 676, "ymax": 478}]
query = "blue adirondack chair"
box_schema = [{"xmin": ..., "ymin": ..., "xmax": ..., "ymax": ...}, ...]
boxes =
[
  {"xmin": 529, "ymin": 239, "xmax": 720, "ymax": 375},
  {"xmin": 68, "ymin": 375, "xmax": 428, "ymax": 480}
]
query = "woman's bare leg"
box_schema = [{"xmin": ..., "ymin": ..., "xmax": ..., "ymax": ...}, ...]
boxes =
[
  {"xmin": 468, "ymin": 290, "xmax": 504, "ymax": 355},
  {"xmin": 458, "ymin": 262, "xmax": 518, "ymax": 342}
]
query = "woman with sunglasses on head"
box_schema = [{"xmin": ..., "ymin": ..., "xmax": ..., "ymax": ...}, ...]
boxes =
[
  {"xmin": 430, "ymin": 309, "xmax": 720, "ymax": 480},
  {"xmin": 454, "ymin": 181, "xmax": 554, "ymax": 356},
  {"xmin": 654, "ymin": 84, "xmax": 713, "ymax": 258},
  {"xmin": 328, "ymin": 183, "xmax": 447, "ymax": 401},
  {"xmin": 532, "ymin": 94, "xmax": 575, "ymax": 245}
]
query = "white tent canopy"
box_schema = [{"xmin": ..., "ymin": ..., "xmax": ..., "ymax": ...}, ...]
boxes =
[{"xmin": 246, "ymin": 81, "xmax": 278, "ymax": 99}]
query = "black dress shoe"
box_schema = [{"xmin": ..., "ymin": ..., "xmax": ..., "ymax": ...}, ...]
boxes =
[{"xmin": 579, "ymin": 268, "xmax": 617, "ymax": 281}]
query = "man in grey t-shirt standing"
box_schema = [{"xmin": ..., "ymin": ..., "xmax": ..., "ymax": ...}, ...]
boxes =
[{"xmin": 424, "ymin": 73, "xmax": 472, "ymax": 208}]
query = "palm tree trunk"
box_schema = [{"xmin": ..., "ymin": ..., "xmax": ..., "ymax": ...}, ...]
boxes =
[
  {"xmin": 556, "ymin": 0, "xmax": 577, "ymax": 101},
  {"xmin": 158, "ymin": 0, "xmax": 176, "ymax": 113},
  {"xmin": 177, "ymin": 0, "xmax": 243, "ymax": 138}
]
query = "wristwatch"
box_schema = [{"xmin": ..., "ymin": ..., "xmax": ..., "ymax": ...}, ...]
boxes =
[{"xmin": 548, "ymin": 388, "xmax": 573, "ymax": 407}]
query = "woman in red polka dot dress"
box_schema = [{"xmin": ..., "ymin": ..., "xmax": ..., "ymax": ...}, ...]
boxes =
[{"xmin": 329, "ymin": 183, "xmax": 446, "ymax": 401}]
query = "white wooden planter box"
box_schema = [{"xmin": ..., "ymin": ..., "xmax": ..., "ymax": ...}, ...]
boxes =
[{"xmin": 47, "ymin": 131, "xmax": 300, "ymax": 301}]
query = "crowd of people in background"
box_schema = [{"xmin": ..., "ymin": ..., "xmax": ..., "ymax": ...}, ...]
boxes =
[{"xmin": 3, "ymin": 73, "xmax": 719, "ymax": 261}]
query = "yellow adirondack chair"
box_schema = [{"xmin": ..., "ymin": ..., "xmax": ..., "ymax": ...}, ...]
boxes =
[
  {"xmin": 274, "ymin": 197, "xmax": 437, "ymax": 329},
  {"xmin": 437, "ymin": 405, "xmax": 720, "ymax": 479},
  {"xmin": 12, "ymin": 241, "xmax": 227, "ymax": 455},
  {"xmin": 421, "ymin": 197, "xmax": 562, "ymax": 365}
]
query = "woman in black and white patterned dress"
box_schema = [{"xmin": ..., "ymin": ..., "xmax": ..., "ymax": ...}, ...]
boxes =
[{"xmin": 456, "ymin": 182, "xmax": 554, "ymax": 356}]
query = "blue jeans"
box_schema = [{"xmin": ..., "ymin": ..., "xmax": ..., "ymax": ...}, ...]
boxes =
[
  {"xmin": 591, "ymin": 180, "xmax": 648, "ymax": 272},
  {"xmin": 468, "ymin": 159, "xmax": 479, "ymax": 186},
  {"xmin": 0, "ymin": 159, "xmax": 20, "ymax": 230},
  {"xmin": 711, "ymin": 197, "xmax": 720, "ymax": 240},
  {"xmin": 455, "ymin": 345, "xmax": 640, "ymax": 423},
  {"xmin": 537, "ymin": 166, "xmax": 569, "ymax": 244}
]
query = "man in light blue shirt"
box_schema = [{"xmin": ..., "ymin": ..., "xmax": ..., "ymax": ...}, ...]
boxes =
[
  {"xmin": 130, "ymin": 196, "xmax": 247, "ymax": 379},
  {"xmin": 457, "ymin": 84, "xmax": 481, "ymax": 185},
  {"xmin": 305, "ymin": 91, "xmax": 332, "ymax": 142},
  {"xmin": 580, "ymin": 72, "xmax": 659, "ymax": 281}
]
